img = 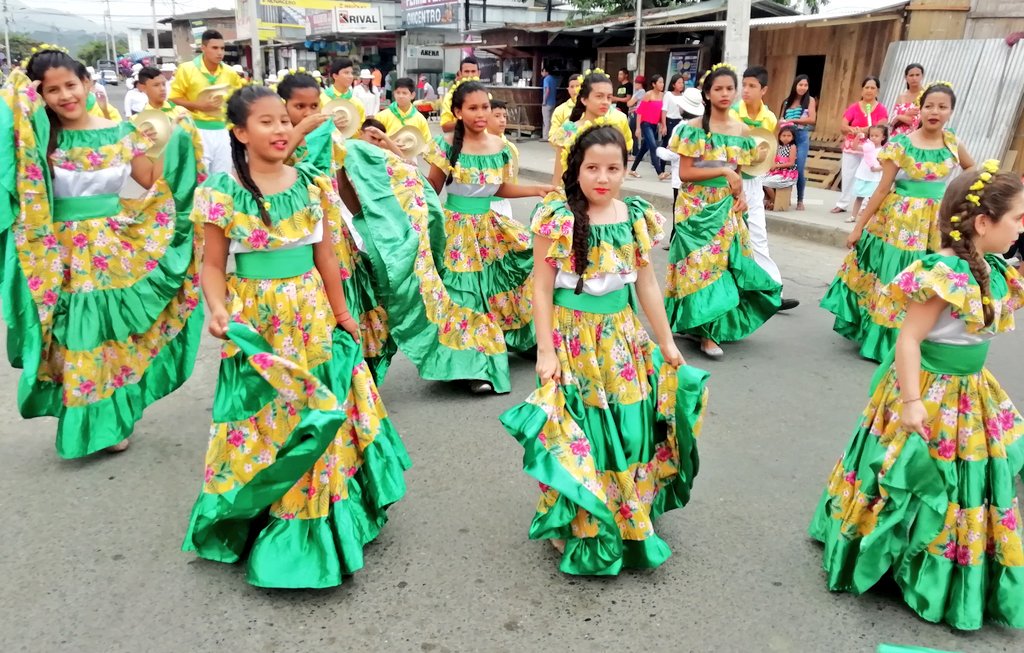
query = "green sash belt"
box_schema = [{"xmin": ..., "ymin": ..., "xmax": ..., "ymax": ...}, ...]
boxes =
[
  {"xmin": 695, "ymin": 176, "xmax": 730, "ymax": 189},
  {"xmin": 895, "ymin": 179, "xmax": 945, "ymax": 200},
  {"xmin": 553, "ymin": 285, "xmax": 630, "ymax": 314},
  {"xmin": 870, "ymin": 340, "xmax": 990, "ymax": 394},
  {"xmin": 444, "ymin": 194, "xmax": 494, "ymax": 214},
  {"xmin": 194, "ymin": 119, "xmax": 227, "ymax": 130},
  {"xmin": 235, "ymin": 246, "xmax": 314, "ymax": 279},
  {"xmin": 52, "ymin": 194, "xmax": 122, "ymax": 222}
]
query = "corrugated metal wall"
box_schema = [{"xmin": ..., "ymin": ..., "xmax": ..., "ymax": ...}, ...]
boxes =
[{"xmin": 879, "ymin": 39, "xmax": 1024, "ymax": 165}]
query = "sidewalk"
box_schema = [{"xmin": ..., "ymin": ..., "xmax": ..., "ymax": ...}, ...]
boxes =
[{"xmin": 511, "ymin": 138, "xmax": 855, "ymax": 249}]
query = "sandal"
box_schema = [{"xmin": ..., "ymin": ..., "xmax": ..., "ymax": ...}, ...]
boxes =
[
  {"xmin": 628, "ymin": 171, "xmax": 641, "ymax": 178},
  {"xmin": 844, "ymin": 215, "xmax": 857, "ymax": 223},
  {"xmin": 105, "ymin": 438, "xmax": 131, "ymax": 453},
  {"xmin": 830, "ymin": 207, "xmax": 846, "ymax": 214},
  {"xmin": 658, "ymin": 172, "xmax": 671, "ymax": 181},
  {"xmin": 796, "ymin": 202, "xmax": 805, "ymax": 211}
]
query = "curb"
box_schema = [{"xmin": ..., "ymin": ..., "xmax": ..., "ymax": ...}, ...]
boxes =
[{"xmin": 517, "ymin": 164, "xmax": 849, "ymax": 249}]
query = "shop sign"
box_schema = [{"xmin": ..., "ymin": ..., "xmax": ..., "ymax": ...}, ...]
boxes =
[
  {"xmin": 406, "ymin": 45, "xmax": 443, "ymax": 60},
  {"xmin": 306, "ymin": 10, "xmax": 334, "ymax": 36},
  {"xmin": 402, "ymin": 0, "xmax": 457, "ymax": 27},
  {"xmin": 336, "ymin": 7, "xmax": 383, "ymax": 31}
]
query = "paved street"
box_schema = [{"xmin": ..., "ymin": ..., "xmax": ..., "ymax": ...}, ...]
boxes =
[{"xmin": 2, "ymin": 187, "xmax": 1022, "ymax": 652}]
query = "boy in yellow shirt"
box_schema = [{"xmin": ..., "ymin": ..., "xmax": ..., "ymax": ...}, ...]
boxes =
[
  {"xmin": 549, "ymin": 73, "xmax": 581, "ymax": 137},
  {"xmin": 440, "ymin": 56, "xmax": 479, "ymax": 133},
  {"xmin": 169, "ymin": 29, "xmax": 243, "ymax": 174},
  {"xmin": 375, "ymin": 77, "xmax": 430, "ymax": 143}
]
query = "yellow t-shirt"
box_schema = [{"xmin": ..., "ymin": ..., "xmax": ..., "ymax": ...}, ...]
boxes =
[
  {"xmin": 730, "ymin": 101, "xmax": 778, "ymax": 131},
  {"xmin": 86, "ymin": 93, "xmax": 122, "ymax": 122},
  {"xmin": 169, "ymin": 58, "xmax": 243, "ymax": 126},
  {"xmin": 550, "ymin": 98, "xmax": 576, "ymax": 136},
  {"xmin": 375, "ymin": 103, "xmax": 431, "ymax": 142},
  {"xmin": 320, "ymin": 85, "xmax": 366, "ymax": 126},
  {"xmin": 439, "ymin": 91, "xmax": 454, "ymax": 127}
]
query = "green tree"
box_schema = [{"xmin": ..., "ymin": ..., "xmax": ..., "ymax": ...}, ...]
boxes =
[
  {"xmin": 5, "ymin": 33, "xmax": 43, "ymax": 65},
  {"xmin": 77, "ymin": 38, "xmax": 128, "ymax": 66}
]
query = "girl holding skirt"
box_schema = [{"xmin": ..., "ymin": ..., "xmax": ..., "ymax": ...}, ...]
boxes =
[
  {"xmin": 425, "ymin": 79, "xmax": 553, "ymax": 394},
  {"xmin": 810, "ymin": 166, "xmax": 1024, "ymax": 630},
  {"xmin": 182, "ymin": 85, "xmax": 409, "ymax": 588},
  {"xmin": 500, "ymin": 122, "xmax": 709, "ymax": 575},
  {"xmin": 663, "ymin": 63, "xmax": 782, "ymax": 359},
  {"xmin": 0, "ymin": 49, "xmax": 203, "ymax": 458},
  {"xmin": 821, "ymin": 82, "xmax": 974, "ymax": 361}
]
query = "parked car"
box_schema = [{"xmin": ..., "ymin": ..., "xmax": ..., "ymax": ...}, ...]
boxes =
[{"xmin": 100, "ymin": 69, "xmax": 118, "ymax": 85}]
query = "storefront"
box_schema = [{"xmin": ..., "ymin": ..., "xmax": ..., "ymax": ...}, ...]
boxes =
[{"xmin": 303, "ymin": 3, "xmax": 401, "ymax": 76}]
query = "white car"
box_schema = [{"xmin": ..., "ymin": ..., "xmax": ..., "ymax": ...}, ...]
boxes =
[{"xmin": 100, "ymin": 69, "xmax": 118, "ymax": 85}]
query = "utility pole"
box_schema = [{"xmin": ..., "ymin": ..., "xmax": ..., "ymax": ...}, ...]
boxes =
[
  {"xmin": 3, "ymin": 0, "xmax": 12, "ymax": 71},
  {"xmin": 151, "ymin": 0, "xmax": 160, "ymax": 63},
  {"xmin": 632, "ymin": 0, "xmax": 642, "ymax": 74},
  {"xmin": 723, "ymin": 0, "xmax": 751, "ymax": 71},
  {"xmin": 248, "ymin": 0, "xmax": 263, "ymax": 83},
  {"xmin": 103, "ymin": 2, "xmax": 112, "ymax": 61}
]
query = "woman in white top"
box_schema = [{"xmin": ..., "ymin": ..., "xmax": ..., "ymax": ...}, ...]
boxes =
[
  {"xmin": 354, "ymin": 69, "xmax": 381, "ymax": 116},
  {"xmin": 661, "ymin": 73, "xmax": 688, "ymax": 147}
]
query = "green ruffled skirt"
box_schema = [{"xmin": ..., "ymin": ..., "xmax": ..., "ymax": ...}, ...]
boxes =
[
  {"xmin": 809, "ymin": 343, "xmax": 1024, "ymax": 630},
  {"xmin": 500, "ymin": 298, "xmax": 709, "ymax": 575},
  {"xmin": 664, "ymin": 191, "xmax": 781, "ymax": 341}
]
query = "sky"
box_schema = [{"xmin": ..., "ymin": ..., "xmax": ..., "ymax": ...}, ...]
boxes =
[{"xmin": 28, "ymin": 0, "xmax": 233, "ymax": 27}]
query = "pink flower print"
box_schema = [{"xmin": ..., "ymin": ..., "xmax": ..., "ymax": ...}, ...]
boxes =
[
  {"xmin": 568, "ymin": 337, "xmax": 582, "ymax": 357},
  {"xmin": 618, "ymin": 503, "xmax": 633, "ymax": 520},
  {"xmin": 895, "ymin": 272, "xmax": 920, "ymax": 295},
  {"xmin": 184, "ymin": 295, "xmax": 199, "ymax": 310},
  {"xmin": 551, "ymin": 331, "xmax": 563, "ymax": 348},
  {"xmin": 144, "ymin": 259, "xmax": 159, "ymax": 272},
  {"xmin": 699, "ymin": 270, "xmax": 711, "ymax": 281},
  {"xmin": 944, "ymin": 540, "xmax": 957, "ymax": 560},
  {"xmin": 304, "ymin": 379, "xmax": 317, "ymax": 397},
  {"xmin": 709, "ymin": 243, "xmax": 722, "ymax": 255},
  {"xmin": 479, "ymin": 246, "xmax": 490, "ymax": 259},
  {"xmin": 197, "ymin": 173, "xmax": 208, "ymax": 184},
  {"xmin": 91, "ymin": 255, "xmax": 109, "ymax": 271},
  {"xmin": 42, "ymin": 289, "xmax": 58, "ymax": 306},
  {"xmin": 247, "ymin": 229, "xmax": 269, "ymax": 249},
  {"xmin": 538, "ymin": 432, "xmax": 547, "ymax": 446},
  {"xmin": 844, "ymin": 471, "xmax": 857, "ymax": 484},
  {"xmin": 655, "ymin": 446, "xmax": 671, "ymax": 462},
  {"xmin": 569, "ymin": 438, "xmax": 590, "ymax": 457},
  {"xmin": 42, "ymin": 234, "xmax": 58, "ymax": 249},
  {"xmin": 449, "ymin": 249, "xmax": 461, "ymax": 262},
  {"xmin": 306, "ymin": 485, "xmax": 316, "ymax": 498},
  {"xmin": 280, "ymin": 513, "xmax": 295, "ymax": 520},
  {"xmin": 204, "ymin": 465, "xmax": 215, "ymax": 482},
  {"xmin": 906, "ymin": 235, "xmax": 920, "ymax": 249},
  {"xmin": 27, "ymin": 276, "xmax": 43, "ymax": 291},
  {"xmin": 956, "ymin": 545, "xmax": 972, "ymax": 566},
  {"xmin": 226, "ymin": 429, "xmax": 245, "ymax": 447},
  {"xmin": 339, "ymin": 267, "xmax": 351, "ymax": 280},
  {"xmin": 208, "ymin": 203, "xmax": 225, "ymax": 221},
  {"xmin": 620, "ymin": 362, "xmax": 637, "ymax": 382},
  {"xmin": 25, "ymin": 164, "xmax": 42, "ymax": 181},
  {"xmin": 86, "ymin": 152, "xmax": 104, "ymax": 167},
  {"xmin": 998, "ymin": 409, "xmax": 1016, "ymax": 432},
  {"xmin": 25, "ymin": 86, "xmax": 38, "ymax": 102},
  {"xmin": 948, "ymin": 272, "xmax": 969, "ymax": 289},
  {"xmin": 155, "ymin": 212, "xmax": 171, "ymax": 227},
  {"xmin": 59, "ymin": 160, "xmax": 76, "ymax": 171},
  {"xmin": 1001, "ymin": 511, "xmax": 1018, "ymax": 531},
  {"xmin": 72, "ymin": 233, "xmax": 89, "ymax": 249},
  {"xmin": 250, "ymin": 353, "xmax": 274, "ymax": 370},
  {"xmin": 936, "ymin": 438, "xmax": 956, "ymax": 460},
  {"xmin": 442, "ymin": 321, "xmax": 452, "ymax": 334},
  {"xmin": 538, "ymin": 222, "xmax": 553, "ymax": 237},
  {"xmin": 78, "ymin": 379, "xmax": 96, "ymax": 395},
  {"xmin": 538, "ymin": 482, "xmax": 551, "ymax": 493},
  {"xmin": 270, "ymin": 315, "xmax": 282, "ymax": 331},
  {"xmin": 331, "ymin": 493, "xmax": 342, "ymax": 503},
  {"xmin": 958, "ymin": 394, "xmax": 973, "ymax": 413}
]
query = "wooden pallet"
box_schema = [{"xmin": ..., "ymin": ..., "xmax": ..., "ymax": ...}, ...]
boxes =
[{"xmin": 805, "ymin": 141, "xmax": 843, "ymax": 190}]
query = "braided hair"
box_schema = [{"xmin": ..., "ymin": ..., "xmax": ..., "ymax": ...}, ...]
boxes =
[
  {"xmin": 917, "ymin": 82, "xmax": 956, "ymax": 110},
  {"xmin": 226, "ymin": 85, "xmax": 280, "ymax": 226},
  {"xmin": 938, "ymin": 169, "xmax": 1024, "ymax": 325},
  {"xmin": 277, "ymin": 71, "xmax": 321, "ymax": 101},
  {"xmin": 562, "ymin": 125, "xmax": 627, "ymax": 293},
  {"xmin": 25, "ymin": 50, "xmax": 90, "ymax": 175},
  {"xmin": 568, "ymin": 72, "xmax": 612, "ymax": 123},
  {"xmin": 701, "ymin": 66, "xmax": 738, "ymax": 135},
  {"xmin": 445, "ymin": 80, "xmax": 488, "ymax": 186}
]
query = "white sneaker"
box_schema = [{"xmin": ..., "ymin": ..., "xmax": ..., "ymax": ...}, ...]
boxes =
[{"xmin": 701, "ymin": 343, "xmax": 724, "ymax": 359}]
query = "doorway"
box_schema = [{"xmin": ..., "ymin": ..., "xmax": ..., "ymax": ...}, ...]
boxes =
[{"xmin": 794, "ymin": 55, "xmax": 825, "ymax": 100}]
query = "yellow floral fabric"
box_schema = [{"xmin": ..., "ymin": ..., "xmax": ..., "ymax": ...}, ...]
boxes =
[
  {"xmin": 669, "ymin": 123, "xmax": 756, "ymax": 167},
  {"xmin": 548, "ymin": 110, "xmax": 633, "ymax": 151},
  {"xmin": 423, "ymin": 137, "xmax": 515, "ymax": 186}
]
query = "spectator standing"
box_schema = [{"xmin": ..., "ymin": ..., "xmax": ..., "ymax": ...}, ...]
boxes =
[
  {"xmin": 541, "ymin": 66, "xmax": 558, "ymax": 139},
  {"xmin": 779, "ymin": 74, "xmax": 817, "ymax": 211},
  {"xmin": 832, "ymin": 76, "xmax": 888, "ymax": 214},
  {"xmin": 890, "ymin": 63, "xmax": 924, "ymax": 136}
]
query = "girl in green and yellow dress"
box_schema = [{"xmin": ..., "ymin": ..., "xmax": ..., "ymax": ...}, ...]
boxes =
[
  {"xmin": 500, "ymin": 122, "xmax": 709, "ymax": 575},
  {"xmin": 0, "ymin": 49, "xmax": 203, "ymax": 458},
  {"xmin": 425, "ymin": 79, "xmax": 553, "ymax": 394},
  {"xmin": 278, "ymin": 71, "xmax": 396, "ymax": 381},
  {"xmin": 664, "ymin": 64, "xmax": 782, "ymax": 359},
  {"xmin": 182, "ymin": 85, "xmax": 409, "ymax": 588},
  {"xmin": 821, "ymin": 82, "xmax": 974, "ymax": 361},
  {"xmin": 810, "ymin": 166, "xmax": 1024, "ymax": 630}
]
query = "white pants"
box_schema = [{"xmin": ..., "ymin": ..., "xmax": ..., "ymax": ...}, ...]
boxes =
[
  {"xmin": 491, "ymin": 198, "xmax": 513, "ymax": 219},
  {"xmin": 836, "ymin": 152, "xmax": 863, "ymax": 211},
  {"xmin": 198, "ymin": 127, "xmax": 232, "ymax": 176},
  {"xmin": 542, "ymin": 105, "xmax": 554, "ymax": 140},
  {"xmin": 743, "ymin": 177, "xmax": 782, "ymax": 284}
]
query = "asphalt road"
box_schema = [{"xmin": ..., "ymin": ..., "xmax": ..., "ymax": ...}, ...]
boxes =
[{"xmin": 2, "ymin": 121, "xmax": 1023, "ymax": 651}]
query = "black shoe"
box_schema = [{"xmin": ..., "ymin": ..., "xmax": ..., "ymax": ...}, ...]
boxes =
[{"xmin": 779, "ymin": 298, "xmax": 800, "ymax": 311}]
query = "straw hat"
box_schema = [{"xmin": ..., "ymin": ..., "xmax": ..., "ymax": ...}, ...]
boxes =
[
  {"xmin": 392, "ymin": 125, "xmax": 427, "ymax": 158},
  {"xmin": 132, "ymin": 109, "xmax": 174, "ymax": 157},
  {"xmin": 160, "ymin": 62, "xmax": 177, "ymax": 73},
  {"xmin": 359, "ymin": 69, "xmax": 372, "ymax": 80},
  {"xmin": 197, "ymin": 83, "xmax": 230, "ymax": 104},
  {"xmin": 322, "ymin": 98, "xmax": 360, "ymax": 139},
  {"xmin": 678, "ymin": 87, "xmax": 704, "ymax": 117},
  {"xmin": 745, "ymin": 127, "xmax": 777, "ymax": 177}
]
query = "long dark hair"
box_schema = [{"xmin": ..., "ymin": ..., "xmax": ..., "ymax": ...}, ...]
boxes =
[
  {"xmin": 445, "ymin": 80, "xmax": 488, "ymax": 186},
  {"xmin": 226, "ymin": 85, "xmax": 280, "ymax": 225},
  {"xmin": 903, "ymin": 63, "xmax": 924, "ymax": 89},
  {"xmin": 780, "ymin": 74, "xmax": 811, "ymax": 116},
  {"xmin": 26, "ymin": 50, "xmax": 90, "ymax": 173},
  {"xmin": 938, "ymin": 171, "xmax": 1024, "ymax": 326},
  {"xmin": 568, "ymin": 71, "xmax": 612, "ymax": 123},
  {"xmin": 277, "ymin": 71, "xmax": 320, "ymax": 100},
  {"xmin": 562, "ymin": 125, "xmax": 627, "ymax": 293},
  {"xmin": 668, "ymin": 73, "xmax": 684, "ymax": 94},
  {"xmin": 701, "ymin": 66, "xmax": 738, "ymax": 135}
]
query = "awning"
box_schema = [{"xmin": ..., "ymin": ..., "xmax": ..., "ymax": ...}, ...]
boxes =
[{"xmin": 642, "ymin": 0, "xmax": 909, "ymax": 32}]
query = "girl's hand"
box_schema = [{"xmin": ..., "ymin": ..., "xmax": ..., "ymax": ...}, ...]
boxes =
[
  {"xmin": 724, "ymin": 168, "xmax": 742, "ymax": 195},
  {"xmin": 900, "ymin": 399, "xmax": 929, "ymax": 437},
  {"xmin": 733, "ymin": 194, "xmax": 748, "ymax": 215},
  {"xmin": 846, "ymin": 225, "xmax": 863, "ymax": 249},
  {"xmin": 535, "ymin": 184, "xmax": 557, "ymax": 197},
  {"xmin": 336, "ymin": 312, "xmax": 361, "ymax": 342},
  {"xmin": 872, "ymin": 165, "xmax": 882, "ymax": 172},
  {"xmin": 296, "ymin": 112, "xmax": 329, "ymax": 137},
  {"xmin": 209, "ymin": 305, "xmax": 230, "ymax": 339},
  {"xmin": 536, "ymin": 349, "xmax": 561, "ymax": 384},
  {"xmin": 661, "ymin": 341, "xmax": 685, "ymax": 368}
]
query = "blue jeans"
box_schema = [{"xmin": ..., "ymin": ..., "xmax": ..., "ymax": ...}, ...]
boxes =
[
  {"xmin": 628, "ymin": 113, "xmax": 640, "ymax": 155},
  {"xmin": 794, "ymin": 128, "xmax": 810, "ymax": 202},
  {"xmin": 631, "ymin": 122, "xmax": 664, "ymax": 175}
]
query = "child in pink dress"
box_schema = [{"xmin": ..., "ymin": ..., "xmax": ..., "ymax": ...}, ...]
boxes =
[{"xmin": 849, "ymin": 124, "xmax": 889, "ymax": 221}]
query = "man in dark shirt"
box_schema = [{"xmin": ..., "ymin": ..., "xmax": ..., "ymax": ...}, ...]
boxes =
[{"xmin": 613, "ymin": 68, "xmax": 631, "ymax": 111}]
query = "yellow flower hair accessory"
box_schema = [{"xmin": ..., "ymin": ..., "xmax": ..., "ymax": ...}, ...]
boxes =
[
  {"xmin": 950, "ymin": 216, "xmax": 960, "ymax": 223},
  {"xmin": 583, "ymin": 68, "xmax": 606, "ymax": 77},
  {"xmin": 982, "ymin": 296, "xmax": 991, "ymax": 305},
  {"xmin": 263, "ymin": 200, "xmax": 271, "ymax": 211},
  {"xmin": 966, "ymin": 194, "xmax": 981, "ymax": 206},
  {"xmin": 916, "ymin": 80, "xmax": 954, "ymax": 106},
  {"xmin": 710, "ymin": 62, "xmax": 737, "ymax": 74},
  {"xmin": 297, "ymin": 67, "xmax": 305, "ymax": 73},
  {"xmin": 950, "ymin": 230, "xmax": 961, "ymax": 241},
  {"xmin": 969, "ymin": 181, "xmax": 984, "ymax": 191},
  {"xmin": 446, "ymin": 75, "xmax": 482, "ymax": 99},
  {"xmin": 982, "ymin": 159, "xmax": 999, "ymax": 174},
  {"xmin": 963, "ymin": 160, "xmax": 1001, "ymax": 207},
  {"xmin": 559, "ymin": 116, "xmax": 621, "ymax": 171}
]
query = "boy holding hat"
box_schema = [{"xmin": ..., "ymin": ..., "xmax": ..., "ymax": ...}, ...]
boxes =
[{"xmin": 375, "ymin": 77, "xmax": 431, "ymax": 144}]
